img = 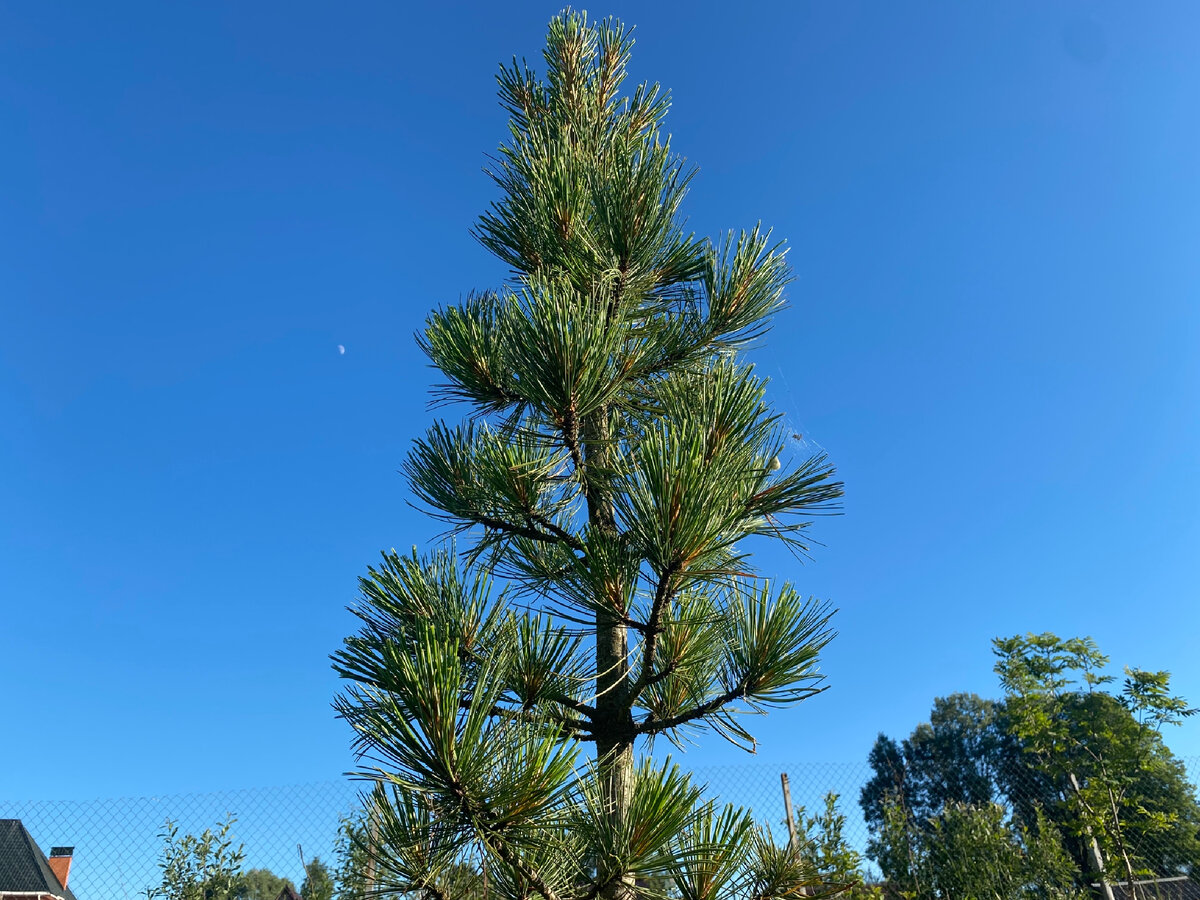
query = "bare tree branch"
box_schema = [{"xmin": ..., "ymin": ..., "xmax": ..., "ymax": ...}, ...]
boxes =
[
  {"xmin": 474, "ymin": 513, "xmax": 586, "ymax": 554},
  {"xmin": 631, "ymin": 562, "xmax": 680, "ymax": 700},
  {"xmin": 637, "ymin": 681, "xmax": 827, "ymax": 736},
  {"xmin": 458, "ymin": 697, "xmax": 593, "ymax": 736}
]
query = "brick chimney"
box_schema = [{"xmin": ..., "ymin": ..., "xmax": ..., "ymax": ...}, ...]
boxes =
[{"xmin": 48, "ymin": 847, "xmax": 73, "ymax": 888}]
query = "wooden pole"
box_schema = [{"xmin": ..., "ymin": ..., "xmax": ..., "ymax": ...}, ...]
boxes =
[
  {"xmin": 364, "ymin": 809, "xmax": 379, "ymax": 896},
  {"xmin": 781, "ymin": 773, "xmax": 812, "ymax": 898},
  {"xmin": 781, "ymin": 773, "xmax": 799, "ymax": 853}
]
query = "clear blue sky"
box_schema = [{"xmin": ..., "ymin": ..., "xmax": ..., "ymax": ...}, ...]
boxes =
[{"xmin": 2, "ymin": 2, "xmax": 1197, "ymax": 801}]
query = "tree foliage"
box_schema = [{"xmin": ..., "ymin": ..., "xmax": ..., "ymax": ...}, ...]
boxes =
[
  {"xmin": 995, "ymin": 632, "xmax": 1200, "ymax": 889},
  {"xmin": 145, "ymin": 816, "xmax": 247, "ymax": 900},
  {"xmin": 332, "ymin": 10, "xmax": 843, "ymax": 900},
  {"xmin": 860, "ymin": 636, "xmax": 1200, "ymax": 895},
  {"xmin": 860, "ymin": 694, "xmax": 1012, "ymax": 838},
  {"xmin": 332, "ymin": 811, "xmax": 370, "ymax": 900},
  {"xmin": 874, "ymin": 798, "xmax": 1083, "ymax": 900},
  {"xmin": 792, "ymin": 793, "xmax": 881, "ymax": 899},
  {"xmin": 301, "ymin": 858, "xmax": 334, "ymax": 900},
  {"xmin": 239, "ymin": 869, "xmax": 296, "ymax": 900}
]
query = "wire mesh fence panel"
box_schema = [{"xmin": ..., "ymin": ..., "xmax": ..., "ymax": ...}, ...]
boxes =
[
  {"xmin": 1, "ymin": 781, "xmax": 362, "ymax": 900},
  {"xmin": 3, "ymin": 758, "xmax": 1197, "ymax": 900},
  {"xmin": 692, "ymin": 762, "xmax": 874, "ymax": 845}
]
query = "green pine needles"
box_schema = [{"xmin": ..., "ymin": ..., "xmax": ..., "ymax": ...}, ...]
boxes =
[{"xmin": 333, "ymin": 11, "xmax": 845, "ymax": 900}]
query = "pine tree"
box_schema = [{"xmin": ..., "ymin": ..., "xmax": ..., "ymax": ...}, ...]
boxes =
[{"xmin": 333, "ymin": 11, "xmax": 844, "ymax": 900}]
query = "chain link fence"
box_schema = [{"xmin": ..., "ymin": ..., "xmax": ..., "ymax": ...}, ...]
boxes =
[
  {"xmin": 3, "ymin": 759, "xmax": 1198, "ymax": 900},
  {"xmin": 1, "ymin": 780, "xmax": 359, "ymax": 900}
]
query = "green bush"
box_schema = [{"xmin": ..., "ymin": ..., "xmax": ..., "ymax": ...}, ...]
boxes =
[{"xmin": 875, "ymin": 796, "xmax": 1083, "ymax": 900}]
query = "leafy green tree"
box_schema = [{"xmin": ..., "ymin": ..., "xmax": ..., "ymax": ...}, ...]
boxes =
[
  {"xmin": 995, "ymin": 688, "xmax": 1200, "ymax": 884},
  {"xmin": 859, "ymin": 693, "xmax": 1061, "ymax": 884},
  {"xmin": 332, "ymin": 10, "xmax": 843, "ymax": 900},
  {"xmin": 861, "ymin": 734, "xmax": 911, "ymax": 845},
  {"xmin": 332, "ymin": 811, "xmax": 370, "ymax": 900},
  {"xmin": 871, "ymin": 790, "xmax": 1083, "ymax": 900},
  {"xmin": 145, "ymin": 816, "xmax": 246, "ymax": 900},
  {"xmin": 862, "ymin": 642, "xmax": 1200, "ymax": 892},
  {"xmin": 861, "ymin": 694, "xmax": 1010, "ymax": 837},
  {"xmin": 925, "ymin": 802, "xmax": 1082, "ymax": 900},
  {"xmin": 995, "ymin": 632, "xmax": 1200, "ymax": 892},
  {"xmin": 301, "ymin": 858, "xmax": 334, "ymax": 900},
  {"xmin": 793, "ymin": 793, "xmax": 881, "ymax": 899},
  {"xmin": 237, "ymin": 869, "xmax": 295, "ymax": 900}
]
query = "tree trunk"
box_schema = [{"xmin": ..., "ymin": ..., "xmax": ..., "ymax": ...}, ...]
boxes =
[
  {"xmin": 585, "ymin": 410, "xmax": 636, "ymax": 900},
  {"xmin": 1102, "ymin": 781, "xmax": 1140, "ymax": 900},
  {"xmin": 596, "ymin": 607, "xmax": 635, "ymax": 900},
  {"xmin": 1068, "ymin": 772, "xmax": 1115, "ymax": 900}
]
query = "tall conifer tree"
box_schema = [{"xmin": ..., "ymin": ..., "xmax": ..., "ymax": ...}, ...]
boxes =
[{"xmin": 334, "ymin": 12, "xmax": 845, "ymax": 900}]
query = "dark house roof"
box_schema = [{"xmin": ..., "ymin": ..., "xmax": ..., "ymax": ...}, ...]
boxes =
[
  {"xmin": 274, "ymin": 887, "xmax": 302, "ymax": 900},
  {"xmin": 0, "ymin": 819, "xmax": 79, "ymax": 900}
]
